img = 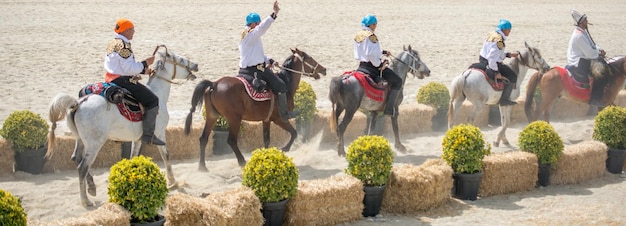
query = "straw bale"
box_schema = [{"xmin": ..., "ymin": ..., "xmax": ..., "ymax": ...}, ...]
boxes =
[
  {"xmin": 398, "ymin": 103, "xmax": 436, "ymax": 135},
  {"xmin": 448, "ymin": 102, "xmax": 489, "ymax": 127},
  {"xmin": 382, "ymin": 159, "xmax": 453, "ymax": 214},
  {"xmin": 204, "ymin": 186, "xmax": 264, "ymax": 226},
  {"xmin": 33, "ymin": 203, "xmax": 130, "ymax": 226},
  {"xmin": 165, "ymin": 193, "xmax": 228, "ymax": 226},
  {"xmin": 0, "ymin": 139, "xmax": 14, "ymax": 177},
  {"xmin": 551, "ymin": 98, "xmax": 589, "ymax": 119},
  {"xmin": 32, "ymin": 217, "xmax": 98, "ymax": 226},
  {"xmin": 285, "ymin": 174, "xmax": 364, "ymax": 226},
  {"xmin": 551, "ymin": 141, "xmax": 607, "ymax": 185},
  {"xmin": 479, "ymin": 151, "xmax": 538, "ymax": 197}
]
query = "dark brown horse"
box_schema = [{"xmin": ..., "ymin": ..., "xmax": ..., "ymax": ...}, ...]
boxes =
[
  {"xmin": 184, "ymin": 48, "xmax": 326, "ymax": 170},
  {"xmin": 525, "ymin": 56, "xmax": 626, "ymax": 122}
]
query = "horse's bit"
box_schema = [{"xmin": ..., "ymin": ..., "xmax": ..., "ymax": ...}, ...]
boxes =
[
  {"xmin": 391, "ymin": 51, "xmax": 421, "ymax": 74},
  {"xmin": 148, "ymin": 45, "xmax": 195, "ymax": 85},
  {"xmin": 276, "ymin": 53, "xmax": 321, "ymax": 77}
]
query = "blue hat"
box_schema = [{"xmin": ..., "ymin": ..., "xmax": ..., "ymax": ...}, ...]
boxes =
[
  {"xmin": 361, "ymin": 15, "xmax": 377, "ymax": 27},
  {"xmin": 246, "ymin": 13, "xmax": 261, "ymax": 25},
  {"xmin": 497, "ymin": 19, "xmax": 512, "ymax": 30}
]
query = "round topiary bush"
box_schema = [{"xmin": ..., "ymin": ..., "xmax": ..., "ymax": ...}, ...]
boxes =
[
  {"xmin": 0, "ymin": 189, "xmax": 27, "ymax": 226},
  {"xmin": 108, "ymin": 156, "xmax": 168, "ymax": 223},
  {"xmin": 519, "ymin": 120, "xmax": 564, "ymax": 166},
  {"xmin": 593, "ymin": 106, "xmax": 626, "ymax": 150},
  {"xmin": 345, "ymin": 135, "xmax": 394, "ymax": 186},
  {"xmin": 442, "ymin": 124, "xmax": 491, "ymax": 174},
  {"xmin": 294, "ymin": 80, "xmax": 317, "ymax": 125},
  {"xmin": 416, "ymin": 82, "xmax": 450, "ymax": 111},
  {"xmin": 0, "ymin": 110, "xmax": 49, "ymax": 152},
  {"xmin": 242, "ymin": 147, "xmax": 299, "ymax": 203}
]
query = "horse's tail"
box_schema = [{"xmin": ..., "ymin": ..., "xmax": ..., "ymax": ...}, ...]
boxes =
[
  {"xmin": 447, "ymin": 71, "xmax": 467, "ymax": 127},
  {"xmin": 328, "ymin": 76, "xmax": 342, "ymax": 133},
  {"xmin": 185, "ymin": 79, "xmax": 213, "ymax": 135},
  {"xmin": 524, "ymin": 71, "xmax": 543, "ymax": 122},
  {"xmin": 46, "ymin": 93, "xmax": 79, "ymax": 159}
]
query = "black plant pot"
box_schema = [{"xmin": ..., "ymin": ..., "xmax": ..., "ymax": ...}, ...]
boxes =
[
  {"xmin": 537, "ymin": 163, "xmax": 551, "ymax": 187},
  {"xmin": 14, "ymin": 146, "xmax": 47, "ymax": 174},
  {"xmin": 606, "ymin": 148, "xmax": 626, "ymax": 174},
  {"xmin": 261, "ymin": 199, "xmax": 289, "ymax": 226},
  {"xmin": 131, "ymin": 214, "xmax": 165, "ymax": 226},
  {"xmin": 452, "ymin": 172, "xmax": 483, "ymax": 201},
  {"xmin": 362, "ymin": 184, "xmax": 387, "ymax": 217},
  {"xmin": 212, "ymin": 130, "xmax": 230, "ymax": 155}
]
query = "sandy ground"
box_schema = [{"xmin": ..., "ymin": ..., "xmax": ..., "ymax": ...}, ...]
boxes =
[{"xmin": 1, "ymin": 0, "xmax": 626, "ymax": 225}]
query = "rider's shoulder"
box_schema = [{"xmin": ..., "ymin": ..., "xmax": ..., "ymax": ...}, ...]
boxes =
[
  {"xmin": 106, "ymin": 38, "xmax": 132, "ymax": 59},
  {"xmin": 486, "ymin": 31, "xmax": 503, "ymax": 42},
  {"xmin": 355, "ymin": 30, "xmax": 377, "ymax": 43}
]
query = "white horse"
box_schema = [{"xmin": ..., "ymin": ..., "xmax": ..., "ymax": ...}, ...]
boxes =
[
  {"xmin": 448, "ymin": 42, "xmax": 550, "ymax": 147},
  {"xmin": 46, "ymin": 45, "xmax": 198, "ymax": 207}
]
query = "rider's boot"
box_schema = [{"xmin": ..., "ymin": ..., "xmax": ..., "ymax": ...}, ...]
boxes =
[
  {"xmin": 588, "ymin": 76, "xmax": 607, "ymax": 107},
  {"xmin": 142, "ymin": 107, "xmax": 166, "ymax": 145},
  {"xmin": 384, "ymin": 88, "xmax": 401, "ymax": 116},
  {"xmin": 498, "ymin": 84, "xmax": 517, "ymax": 106},
  {"xmin": 277, "ymin": 92, "xmax": 291, "ymax": 122}
]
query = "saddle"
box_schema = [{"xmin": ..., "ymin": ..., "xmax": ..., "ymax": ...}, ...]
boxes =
[
  {"xmin": 555, "ymin": 66, "xmax": 591, "ymax": 101},
  {"xmin": 341, "ymin": 71, "xmax": 387, "ymax": 102},
  {"xmin": 235, "ymin": 75, "xmax": 273, "ymax": 101},
  {"xmin": 467, "ymin": 62, "xmax": 505, "ymax": 91},
  {"xmin": 78, "ymin": 82, "xmax": 143, "ymax": 122}
]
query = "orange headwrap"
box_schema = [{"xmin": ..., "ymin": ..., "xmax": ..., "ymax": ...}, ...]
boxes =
[{"xmin": 114, "ymin": 18, "xmax": 134, "ymax": 33}]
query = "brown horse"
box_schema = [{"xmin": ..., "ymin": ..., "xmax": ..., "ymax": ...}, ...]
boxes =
[
  {"xmin": 184, "ymin": 48, "xmax": 326, "ymax": 170},
  {"xmin": 525, "ymin": 56, "xmax": 626, "ymax": 122}
]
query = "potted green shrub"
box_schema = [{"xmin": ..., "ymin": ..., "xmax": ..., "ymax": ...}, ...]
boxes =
[
  {"xmin": 108, "ymin": 156, "xmax": 168, "ymax": 225},
  {"xmin": 344, "ymin": 135, "xmax": 394, "ymax": 217},
  {"xmin": 416, "ymin": 82, "xmax": 450, "ymax": 131},
  {"xmin": 0, "ymin": 110, "xmax": 49, "ymax": 174},
  {"xmin": 0, "ymin": 189, "xmax": 27, "ymax": 226},
  {"xmin": 519, "ymin": 120, "xmax": 564, "ymax": 186},
  {"xmin": 593, "ymin": 106, "xmax": 626, "ymax": 174},
  {"xmin": 202, "ymin": 106, "xmax": 230, "ymax": 155},
  {"xmin": 242, "ymin": 147, "xmax": 299, "ymax": 226},
  {"xmin": 442, "ymin": 124, "xmax": 491, "ymax": 200},
  {"xmin": 294, "ymin": 81, "xmax": 317, "ymax": 142}
]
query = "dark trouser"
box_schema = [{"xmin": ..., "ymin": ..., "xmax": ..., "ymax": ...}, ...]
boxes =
[
  {"xmin": 239, "ymin": 64, "xmax": 287, "ymax": 94},
  {"xmin": 357, "ymin": 62, "xmax": 402, "ymax": 90},
  {"xmin": 110, "ymin": 76, "xmax": 159, "ymax": 109},
  {"xmin": 479, "ymin": 57, "xmax": 517, "ymax": 84}
]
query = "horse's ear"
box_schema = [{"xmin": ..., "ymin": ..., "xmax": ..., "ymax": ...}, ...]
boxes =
[
  {"xmin": 291, "ymin": 48, "xmax": 296, "ymax": 54},
  {"xmin": 524, "ymin": 41, "xmax": 530, "ymax": 49},
  {"xmin": 408, "ymin": 45, "xmax": 412, "ymax": 51}
]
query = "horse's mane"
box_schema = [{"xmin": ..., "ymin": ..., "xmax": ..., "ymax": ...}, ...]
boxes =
[{"xmin": 278, "ymin": 54, "xmax": 295, "ymax": 95}]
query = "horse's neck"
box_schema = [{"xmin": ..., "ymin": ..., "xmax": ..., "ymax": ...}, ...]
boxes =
[
  {"xmin": 507, "ymin": 57, "xmax": 528, "ymax": 86},
  {"xmin": 147, "ymin": 76, "xmax": 171, "ymax": 105},
  {"xmin": 390, "ymin": 59, "xmax": 409, "ymax": 83}
]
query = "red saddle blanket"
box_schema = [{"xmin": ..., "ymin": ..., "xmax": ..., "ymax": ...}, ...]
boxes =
[
  {"xmin": 342, "ymin": 71, "xmax": 385, "ymax": 102},
  {"xmin": 82, "ymin": 82, "xmax": 142, "ymax": 122},
  {"xmin": 235, "ymin": 76, "xmax": 272, "ymax": 101},
  {"xmin": 470, "ymin": 69, "xmax": 505, "ymax": 91},
  {"xmin": 556, "ymin": 66, "xmax": 591, "ymax": 101}
]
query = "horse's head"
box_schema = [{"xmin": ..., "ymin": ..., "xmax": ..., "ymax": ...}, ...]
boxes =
[
  {"xmin": 398, "ymin": 45, "xmax": 430, "ymax": 79},
  {"xmin": 520, "ymin": 42, "xmax": 550, "ymax": 73},
  {"xmin": 150, "ymin": 45, "xmax": 199, "ymax": 82},
  {"xmin": 286, "ymin": 48, "xmax": 327, "ymax": 80}
]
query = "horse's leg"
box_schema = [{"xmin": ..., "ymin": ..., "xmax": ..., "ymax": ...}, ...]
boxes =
[
  {"xmin": 390, "ymin": 114, "xmax": 406, "ymax": 153},
  {"xmin": 156, "ymin": 145, "xmax": 177, "ymax": 188},
  {"xmin": 337, "ymin": 107, "xmax": 359, "ymax": 156},
  {"xmin": 131, "ymin": 141, "xmax": 141, "ymax": 157},
  {"xmin": 494, "ymin": 105, "xmax": 513, "ymax": 147},
  {"xmin": 77, "ymin": 141, "xmax": 104, "ymax": 207},
  {"xmin": 197, "ymin": 118, "xmax": 213, "ymax": 172},
  {"xmin": 272, "ymin": 119, "xmax": 297, "ymax": 152},
  {"xmin": 71, "ymin": 139, "xmax": 85, "ymax": 164},
  {"xmin": 467, "ymin": 101, "xmax": 486, "ymax": 125},
  {"xmin": 226, "ymin": 120, "xmax": 246, "ymax": 167},
  {"xmin": 448, "ymin": 97, "xmax": 465, "ymax": 129},
  {"xmin": 367, "ymin": 111, "xmax": 378, "ymax": 135},
  {"xmin": 262, "ymin": 121, "xmax": 271, "ymax": 148}
]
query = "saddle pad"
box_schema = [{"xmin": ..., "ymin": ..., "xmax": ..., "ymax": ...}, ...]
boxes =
[
  {"xmin": 235, "ymin": 76, "xmax": 272, "ymax": 101},
  {"xmin": 556, "ymin": 66, "xmax": 590, "ymax": 101},
  {"xmin": 81, "ymin": 82, "xmax": 142, "ymax": 122},
  {"xmin": 470, "ymin": 69, "xmax": 505, "ymax": 91},
  {"xmin": 342, "ymin": 71, "xmax": 385, "ymax": 102}
]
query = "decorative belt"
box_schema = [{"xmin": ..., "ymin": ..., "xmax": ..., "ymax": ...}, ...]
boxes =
[{"xmin": 245, "ymin": 63, "xmax": 266, "ymax": 72}]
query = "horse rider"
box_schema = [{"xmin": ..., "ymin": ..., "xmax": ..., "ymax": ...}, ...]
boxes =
[
  {"xmin": 239, "ymin": 0, "xmax": 294, "ymax": 122},
  {"xmin": 479, "ymin": 19, "xmax": 519, "ymax": 106},
  {"xmin": 354, "ymin": 15, "xmax": 403, "ymax": 116},
  {"xmin": 104, "ymin": 18, "xmax": 165, "ymax": 146},
  {"xmin": 567, "ymin": 9, "xmax": 608, "ymax": 107}
]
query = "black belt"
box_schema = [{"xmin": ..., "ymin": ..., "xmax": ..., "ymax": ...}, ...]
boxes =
[{"xmin": 244, "ymin": 63, "xmax": 266, "ymax": 72}]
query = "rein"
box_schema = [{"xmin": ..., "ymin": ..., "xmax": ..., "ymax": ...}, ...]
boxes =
[
  {"xmin": 391, "ymin": 51, "xmax": 421, "ymax": 73},
  {"xmin": 276, "ymin": 53, "xmax": 320, "ymax": 77},
  {"xmin": 149, "ymin": 45, "xmax": 195, "ymax": 85}
]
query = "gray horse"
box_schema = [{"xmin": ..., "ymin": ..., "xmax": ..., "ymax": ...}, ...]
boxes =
[
  {"xmin": 329, "ymin": 45, "xmax": 431, "ymax": 156},
  {"xmin": 448, "ymin": 42, "xmax": 550, "ymax": 147}
]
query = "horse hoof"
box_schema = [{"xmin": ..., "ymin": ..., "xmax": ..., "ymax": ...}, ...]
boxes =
[
  {"xmin": 198, "ymin": 166, "xmax": 208, "ymax": 172},
  {"xmin": 238, "ymin": 160, "xmax": 247, "ymax": 167},
  {"xmin": 88, "ymin": 187, "xmax": 96, "ymax": 196},
  {"xmin": 82, "ymin": 200, "xmax": 94, "ymax": 207},
  {"xmin": 396, "ymin": 145, "xmax": 407, "ymax": 153},
  {"xmin": 167, "ymin": 182, "xmax": 178, "ymax": 190},
  {"xmin": 503, "ymin": 141, "xmax": 511, "ymax": 147},
  {"xmin": 493, "ymin": 141, "xmax": 500, "ymax": 148}
]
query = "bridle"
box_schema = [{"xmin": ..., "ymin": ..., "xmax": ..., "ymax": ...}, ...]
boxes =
[
  {"xmin": 149, "ymin": 45, "xmax": 196, "ymax": 84},
  {"xmin": 276, "ymin": 53, "xmax": 321, "ymax": 78},
  {"xmin": 518, "ymin": 48, "xmax": 547, "ymax": 73},
  {"xmin": 391, "ymin": 50, "xmax": 422, "ymax": 74}
]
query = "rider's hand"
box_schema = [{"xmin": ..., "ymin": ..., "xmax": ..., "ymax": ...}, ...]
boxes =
[
  {"xmin": 599, "ymin": 49, "xmax": 606, "ymax": 57},
  {"xmin": 145, "ymin": 56, "xmax": 155, "ymax": 66},
  {"xmin": 273, "ymin": 1, "xmax": 280, "ymax": 16},
  {"xmin": 509, "ymin": 52, "xmax": 519, "ymax": 58},
  {"xmin": 495, "ymin": 72, "xmax": 504, "ymax": 80},
  {"xmin": 132, "ymin": 74, "xmax": 143, "ymax": 80}
]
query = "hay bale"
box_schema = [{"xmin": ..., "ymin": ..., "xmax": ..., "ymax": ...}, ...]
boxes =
[
  {"xmin": 479, "ymin": 151, "xmax": 538, "ymax": 197},
  {"xmin": 551, "ymin": 141, "xmax": 607, "ymax": 185},
  {"xmin": 382, "ymin": 159, "xmax": 453, "ymax": 214},
  {"xmin": 0, "ymin": 139, "xmax": 14, "ymax": 177},
  {"xmin": 398, "ymin": 103, "xmax": 436, "ymax": 135},
  {"xmin": 32, "ymin": 203, "xmax": 130, "ymax": 226},
  {"xmin": 285, "ymin": 174, "xmax": 364, "ymax": 226},
  {"xmin": 204, "ymin": 186, "xmax": 264, "ymax": 226},
  {"xmin": 449, "ymin": 102, "xmax": 489, "ymax": 127},
  {"xmin": 165, "ymin": 193, "xmax": 228, "ymax": 225}
]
